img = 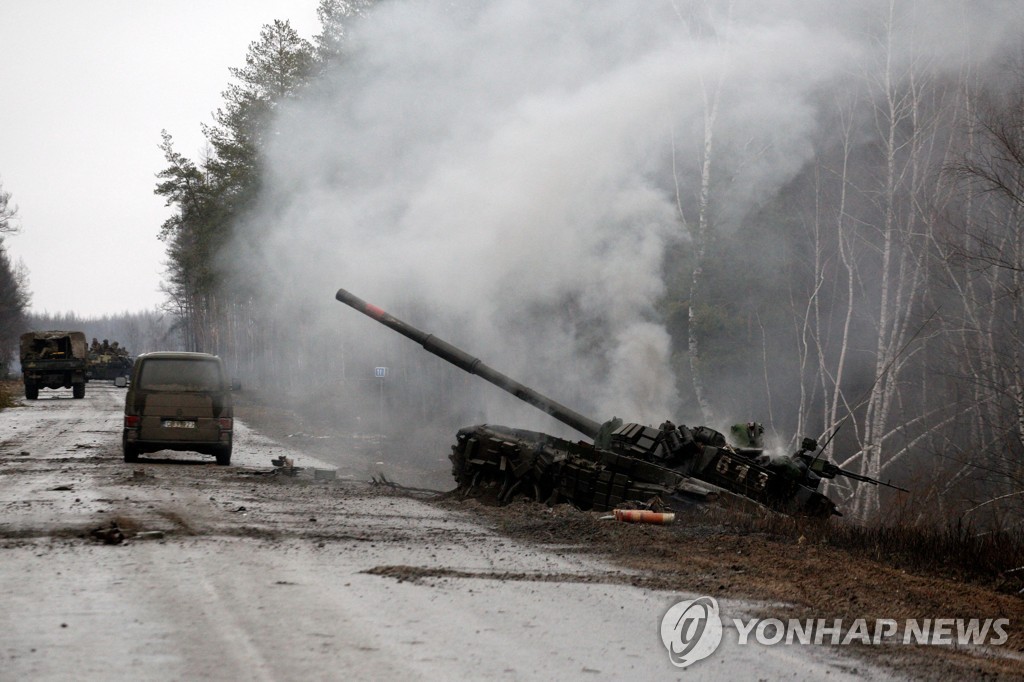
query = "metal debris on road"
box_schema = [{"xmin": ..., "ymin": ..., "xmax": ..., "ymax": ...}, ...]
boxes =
[
  {"xmin": 134, "ymin": 531, "xmax": 165, "ymax": 540},
  {"xmin": 369, "ymin": 473, "xmax": 444, "ymax": 498},
  {"xmin": 90, "ymin": 521, "xmax": 125, "ymax": 544}
]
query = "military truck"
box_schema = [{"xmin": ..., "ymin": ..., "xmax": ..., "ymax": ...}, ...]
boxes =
[{"xmin": 20, "ymin": 331, "xmax": 88, "ymax": 399}]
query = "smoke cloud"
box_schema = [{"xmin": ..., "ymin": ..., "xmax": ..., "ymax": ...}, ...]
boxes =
[{"xmin": 237, "ymin": 0, "xmax": 1019, "ymax": 441}]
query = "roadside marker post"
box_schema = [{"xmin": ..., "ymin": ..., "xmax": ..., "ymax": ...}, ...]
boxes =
[{"xmin": 374, "ymin": 367, "xmax": 387, "ymax": 436}]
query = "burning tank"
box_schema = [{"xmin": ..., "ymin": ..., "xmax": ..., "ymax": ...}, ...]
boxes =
[{"xmin": 335, "ymin": 288, "xmax": 907, "ymax": 518}]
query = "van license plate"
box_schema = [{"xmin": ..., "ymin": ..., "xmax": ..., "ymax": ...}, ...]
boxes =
[{"xmin": 162, "ymin": 420, "xmax": 197, "ymax": 429}]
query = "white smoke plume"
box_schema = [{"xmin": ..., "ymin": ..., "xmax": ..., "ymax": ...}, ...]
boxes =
[{"xmin": 239, "ymin": 0, "xmax": 1017, "ymax": 435}]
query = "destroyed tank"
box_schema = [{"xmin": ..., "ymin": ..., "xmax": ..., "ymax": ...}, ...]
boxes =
[{"xmin": 335, "ymin": 288, "xmax": 906, "ymax": 518}]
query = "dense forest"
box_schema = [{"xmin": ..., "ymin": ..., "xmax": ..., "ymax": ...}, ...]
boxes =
[
  {"xmin": 0, "ymin": 180, "xmax": 30, "ymax": 372},
  {"xmin": 23, "ymin": 311, "xmax": 177, "ymax": 361},
  {"xmin": 4, "ymin": 0, "xmax": 1023, "ymax": 526}
]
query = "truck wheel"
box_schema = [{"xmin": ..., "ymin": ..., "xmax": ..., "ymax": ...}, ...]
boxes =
[
  {"xmin": 215, "ymin": 447, "xmax": 232, "ymax": 466},
  {"xmin": 72, "ymin": 383, "xmax": 85, "ymax": 399},
  {"xmin": 24, "ymin": 383, "xmax": 38, "ymax": 400}
]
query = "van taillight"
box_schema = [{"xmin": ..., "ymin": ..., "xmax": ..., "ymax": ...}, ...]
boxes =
[
  {"xmin": 218, "ymin": 418, "xmax": 233, "ymax": 430},
  {"xmin": 124, "ymin": 415, "xmax": 140, "ymax": 428}
]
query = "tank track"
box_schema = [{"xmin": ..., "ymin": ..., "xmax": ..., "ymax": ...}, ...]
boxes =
[{"xmin": 449, "ymin": 424, "xmax": 719, "ymax": 511}]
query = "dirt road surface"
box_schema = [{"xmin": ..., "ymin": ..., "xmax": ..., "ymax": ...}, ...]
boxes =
[{"xmin": 0, "ymin": 383, "xmax": 989, "ymax": 680}]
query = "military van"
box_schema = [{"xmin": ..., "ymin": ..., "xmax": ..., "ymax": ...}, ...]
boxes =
[{"xmin": 122, "ymin": 352, "xmax": 239, "ymax": 465}]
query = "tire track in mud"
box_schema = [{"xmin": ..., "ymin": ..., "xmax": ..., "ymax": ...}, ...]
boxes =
[{"xmin": 363, "ymin": 564, "xmax": 640, "ymax": 586}]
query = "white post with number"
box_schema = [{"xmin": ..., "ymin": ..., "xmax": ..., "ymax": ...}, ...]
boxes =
[{"xmin": 374, "ymin": 367, "xmax": 387, "ymax": 437}]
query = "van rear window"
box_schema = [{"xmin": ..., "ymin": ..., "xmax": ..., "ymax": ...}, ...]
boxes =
[{"xmin": 137, "ymin": 359, "xmax": 223, "ymax": 391}]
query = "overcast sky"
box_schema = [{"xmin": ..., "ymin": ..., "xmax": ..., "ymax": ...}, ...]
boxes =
[{"xmin": 0, "ymin": 1, "xmax": 321, "ymax": 317}]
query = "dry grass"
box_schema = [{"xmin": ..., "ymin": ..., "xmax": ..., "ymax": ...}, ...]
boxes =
[
  {"xmin": 715, "ymin": 509, "xmax": 1024, "ymax": 594},
  {"xmin": 0, "ymin": 379, "xmax": 20, "ymax": 410}
]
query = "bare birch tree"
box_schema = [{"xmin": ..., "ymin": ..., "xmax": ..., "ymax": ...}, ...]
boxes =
[{"xmin": 939, "ymin": 60, "xmax": 1024, "ymax": 523}]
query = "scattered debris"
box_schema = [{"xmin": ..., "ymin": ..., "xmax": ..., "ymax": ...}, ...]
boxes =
[
  {"xmin": 370, "ymin": 473, "xmax": 444, "ymax": 498},
  {"xmin": 133, "ymin": 530, "xmax": 165, "ymax": 541},
  {"xmin": 268, "ymin": 458, "xmax": 340, "ymax": 481},
  {"xmin": 90, "ymin": 521, "xmax": 124, "ymax": 545},
  {"xmin": 271, "ymin": 456, "xmax": 301, "ymax": 476}
]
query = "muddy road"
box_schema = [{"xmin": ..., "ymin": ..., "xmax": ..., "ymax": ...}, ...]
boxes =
[{"xmin": 0, "ymin": 383, "xmax": 981, "ymax": 680}]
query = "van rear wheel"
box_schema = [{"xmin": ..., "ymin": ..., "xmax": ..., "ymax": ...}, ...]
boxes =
[
  {"xmin": 72, "ymin": 383, "xmax": 85, "ymax": 399},
  {"xmin": 215, "ymin": 447, "xmax": 231, "ymax": 466},
  {"xmin": 24, "ymin": 383, "xmax": 38, "ymax": 400},
  {"xmin": 123, "ymin": 440, "xmax": 139, "ymax": 463}
]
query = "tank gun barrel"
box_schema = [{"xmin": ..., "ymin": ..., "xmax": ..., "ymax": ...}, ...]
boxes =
[{"xmin": 335, "ymin": 288, "xmax": 603, "ymax": 439}]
